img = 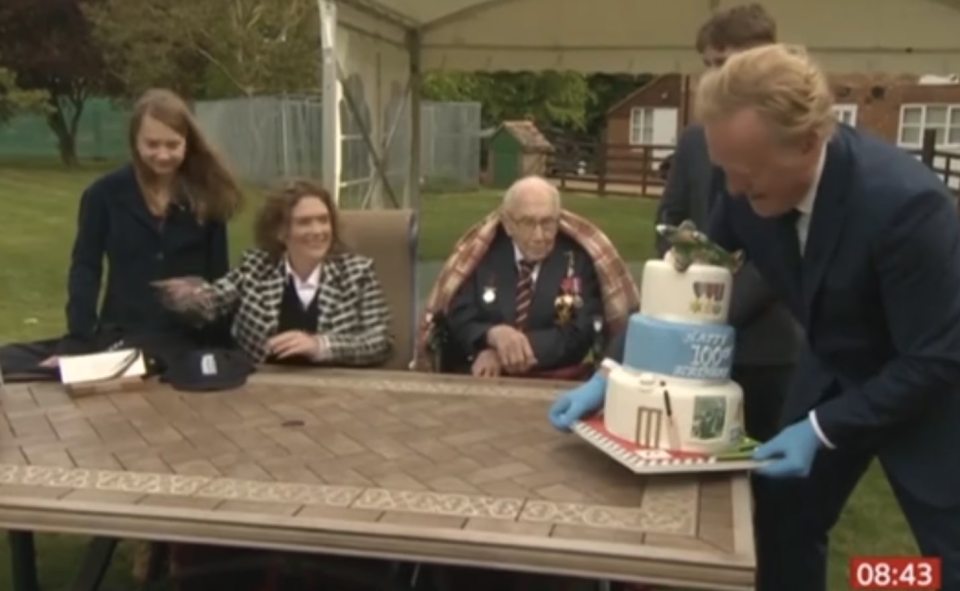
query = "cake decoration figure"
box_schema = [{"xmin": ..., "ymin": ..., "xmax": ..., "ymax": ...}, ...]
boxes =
[{"xmin": 657, "ymin": 219, "xmax": 745, "ymax": 273}]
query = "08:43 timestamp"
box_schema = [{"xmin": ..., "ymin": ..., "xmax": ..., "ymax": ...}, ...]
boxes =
[{"xmin": 850, "ymin": 556, "xmax": 941, "ymax": 589}]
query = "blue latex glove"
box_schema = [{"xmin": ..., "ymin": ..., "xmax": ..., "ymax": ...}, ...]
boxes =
[
  {"xmin": 548, "ymin": 371, "xmax": 607, "ymax": 431},
  {"xmin": 752, "ymin": 418, "xmax": 823, "ymax": 478}
]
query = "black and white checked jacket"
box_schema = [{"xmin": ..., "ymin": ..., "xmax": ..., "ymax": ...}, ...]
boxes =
[{"xmin": 202, "ymin": 248, "xmax": 392, "ymax": 366}]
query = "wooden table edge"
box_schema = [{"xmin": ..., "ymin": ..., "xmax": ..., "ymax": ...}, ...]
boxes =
[{"xmin": 0, "ymin": 493, "xmax": 755, "ymax": 590}]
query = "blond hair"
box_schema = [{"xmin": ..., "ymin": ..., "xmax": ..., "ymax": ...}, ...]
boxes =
[{"xmin": 694, "ymin": 44, "xmax": 835, "ymax": 146}]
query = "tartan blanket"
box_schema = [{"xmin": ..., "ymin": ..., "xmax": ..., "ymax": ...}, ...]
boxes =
[{"xmin": 412, "ymin": 209, "xmax": 640, "ymax": 371}]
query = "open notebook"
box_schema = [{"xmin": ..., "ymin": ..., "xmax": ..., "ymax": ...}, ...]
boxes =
[{"xmin": 58, "ymin": 348, "xmax": 147, "ymax": 386}]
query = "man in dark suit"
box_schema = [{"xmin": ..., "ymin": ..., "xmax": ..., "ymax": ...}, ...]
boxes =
[
  {"xmin": 697, "ymin": 44, "xmax": 960, "ymax": 591},
  {"xmin": 655, "ymin": 3, "xmax": 801, "ymax": 442},
  {"xmin": 445, "ymin": 176, "xmax": 603, "ymax": 378}
]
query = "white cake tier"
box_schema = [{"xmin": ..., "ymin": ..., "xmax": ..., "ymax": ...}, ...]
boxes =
[
  {"xmin": 623, "ymin": 313, "xmax": 735, "ymax": 381},
  {"xmin": 602, "ymin": 361, "xmax": 744, "ymax": 456},
  {"xmin": 641, "ymin": 259, "xmax": 732, "ymax": 325}
]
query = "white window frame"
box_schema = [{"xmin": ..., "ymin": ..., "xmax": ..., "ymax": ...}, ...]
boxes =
[
  {"xmin": 897, "ymin": 103, "xmax": 960, "ymax": 149},
  {"xmin": 832, "ymin": 104, "xmax": 858, "ymax": 127},
  {"xmin": 629, "ymin": 107, "xmax": 654, "ymax": 145}
]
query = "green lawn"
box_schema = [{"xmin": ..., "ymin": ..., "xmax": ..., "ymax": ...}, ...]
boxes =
[{"xmin": 0, "ymin": 159, "xmax": 917, "ymax": 589}]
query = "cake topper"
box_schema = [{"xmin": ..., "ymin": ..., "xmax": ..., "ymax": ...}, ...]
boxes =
[{"xmin": 656, "ymin": 219, "xmax": 745, "ymax": 273}]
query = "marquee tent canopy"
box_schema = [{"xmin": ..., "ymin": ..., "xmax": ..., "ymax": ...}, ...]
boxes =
[
  {"xmin": 340, "ymin": 0, "xmax": 960, "ymax": 73},
  {"xmin": 319, "ymin": 0, "xmax": 960, "ymax": 207}
]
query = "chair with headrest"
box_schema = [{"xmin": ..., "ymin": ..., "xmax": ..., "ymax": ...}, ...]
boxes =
[{"xmin": 339, "ymin": 209, "xmax": 418, "ymax": 370}]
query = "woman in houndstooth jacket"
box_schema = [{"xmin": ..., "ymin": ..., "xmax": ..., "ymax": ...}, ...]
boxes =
[
  {"xmin": 154, "ymin": 179, "xmax": 394, "ymax": 591},
  {"xmin": 156, "ymin": 178, "xmax": 393, "ymax": 368}
]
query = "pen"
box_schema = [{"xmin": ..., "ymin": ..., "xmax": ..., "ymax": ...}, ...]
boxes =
[{"xmin": 663, "ymin": 389, "xmax": 681, "ymax": 449}]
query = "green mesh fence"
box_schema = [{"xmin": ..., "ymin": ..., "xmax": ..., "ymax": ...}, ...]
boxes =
[{"xmin": 0, "ymin": 97, "xmax": 130, "ymax": 161}]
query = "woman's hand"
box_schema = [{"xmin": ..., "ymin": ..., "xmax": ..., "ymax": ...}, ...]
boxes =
[
  {"xmin": 152, "ymin": 277, "xmax": 209, "ymax": 313},
  {"xmin": 267, "ymin": 331, "xmax": 321, "ymax": 360}
]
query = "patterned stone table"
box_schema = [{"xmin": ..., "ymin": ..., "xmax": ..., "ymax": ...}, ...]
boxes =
[{"xmin": 0, "ymin": 369, "xmax": 755, "ymax": 590}]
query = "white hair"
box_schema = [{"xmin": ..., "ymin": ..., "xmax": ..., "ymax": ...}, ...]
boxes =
[{"xmin": 502, "ymin": 175, "xmax": 561, "ymax": 211}]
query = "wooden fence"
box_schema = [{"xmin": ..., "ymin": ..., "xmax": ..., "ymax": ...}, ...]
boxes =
[
  {"xmin": 547, "ymin": 128, "xmax": 960, "ymax": 202},
  {"xmin": 547, "ymin": 134, "xmax": 673, "ymax": 198}
]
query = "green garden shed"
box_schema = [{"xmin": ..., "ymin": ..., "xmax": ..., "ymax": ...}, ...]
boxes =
[{"xmin": 488, "ymin": 120, "xmax": 554, "ymax": 188}]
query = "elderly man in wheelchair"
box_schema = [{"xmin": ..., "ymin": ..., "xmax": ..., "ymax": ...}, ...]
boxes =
[{"xmin": 416, "ymin": 175, "xmax": 639, "ymax": 381}]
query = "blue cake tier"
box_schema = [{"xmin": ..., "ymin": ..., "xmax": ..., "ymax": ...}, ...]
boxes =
[{"xmin": 622, "ymin": 313, "xmax": 735, "ymax": 380}]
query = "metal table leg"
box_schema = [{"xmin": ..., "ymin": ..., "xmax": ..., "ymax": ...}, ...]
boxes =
[{"xmin": 8, "ymin": 530, "xmax": 40, "ymax": 591}]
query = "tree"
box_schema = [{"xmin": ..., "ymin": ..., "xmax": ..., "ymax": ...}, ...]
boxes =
[
  {"xmin": 423, "ymin": 71, "xmax": 592, "ymax": 132},
  {"xmin": 423, "ymin": 71, "xmax": 658, "ymax": 140},
  {"xmin": 0, "ymin": 0, "xmax": 118, "ymax": 165},
  {"xmin": 85, "ymin": 0, "xmax": 320, "ymax": 100},
  {"xmin": 0, "ymin": 67, "xmax": 50, "ymax": 124},
  {"xmin": 82, "ymin": 0, "xmax": 207, "ymax": 100}
]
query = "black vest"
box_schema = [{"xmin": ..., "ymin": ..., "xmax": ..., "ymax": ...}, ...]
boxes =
[
  {"xmin": 276, "ymin": 277, "xmax": 320, "ymax": 334},
  {"xmin": 268, "ymin": 278, "xmax": 321, "ymax": 366}
]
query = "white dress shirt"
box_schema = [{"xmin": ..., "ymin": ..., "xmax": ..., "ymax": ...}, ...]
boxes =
[
  {"xmin": 794, "ymin": 144, "xmax": 827, "ymax": 255},
  {"xmin": 791, "ymin": 144, "xmax": 836, "ymax": 449},
  {"xmin": 284, "ymin": 259, "xmax": 322, "ymax": 308},
  {"xmin": 513, "ymin": 242, "xmax": 541, "ymax": 283}
]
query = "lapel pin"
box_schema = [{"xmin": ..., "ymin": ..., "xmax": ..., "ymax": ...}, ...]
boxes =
[{"xmin": 482, "ymin": 286, "xmax": 496, "ymax": 304}]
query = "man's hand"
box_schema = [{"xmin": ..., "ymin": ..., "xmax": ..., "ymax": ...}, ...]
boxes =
[
  {"xmin": 486, "ymin": 325, "xmax": 536, "ymax": 374},
  {"xmin": 548, "ymin": 371, "xmax": 607, "ymax": 431},
  {"xmin": 266, "ymin": 331, "xmax": 320, "ymax": 360},
  {"xmin": 752, "ymin": 418, "xmax": 824, "ymax": 478},
  {"xmin": 471, "ymin": 348, "xmax": 501, "ymax": 378}
]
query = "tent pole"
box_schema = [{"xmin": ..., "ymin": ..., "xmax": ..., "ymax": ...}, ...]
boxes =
[
  {"xmin": 407, "ymin": 29, "xmax": 422, "ymax": 212},
  {"xmin": 318, "ymin": 0, "xmax": 342, "ymax": 205}
]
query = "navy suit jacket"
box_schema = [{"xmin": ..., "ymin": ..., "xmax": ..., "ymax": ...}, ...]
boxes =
[
  {"xmin": 64, "ymin": 164, "xmax": 230, "ymax": 351},
  {"xmin": 708, "ymin": 124, "xmax": 960, "ymax": 507}
]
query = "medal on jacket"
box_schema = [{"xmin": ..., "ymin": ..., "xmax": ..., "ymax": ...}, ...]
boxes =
[
  {"xmin": 482, "ymin": 286, "xmax": 496, "ymax": 304},
  {"xmin": 554, "ymin": 251, "xmax": 582, "ymax": 326},
  {"xmin": 482, "ymin": 274, "xmax": 497, "ymax": 304}
]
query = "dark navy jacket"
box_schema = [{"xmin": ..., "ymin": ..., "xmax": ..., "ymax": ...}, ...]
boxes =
[
  {"xmin": 65, "ymin": 164, "xmax": 229, "ymax": 350},
  {"xmin": 446, "ymin": 226, "xmax": 603, "ymax": 372},
  {"xmin": 708, "ymin": 124, "xmax": 960, "ymax": 507}
]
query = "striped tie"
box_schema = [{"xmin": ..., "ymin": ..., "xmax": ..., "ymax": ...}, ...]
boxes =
[{"xmin": 515, "ymin": 260, "xmax": 536, "ymax": 329}]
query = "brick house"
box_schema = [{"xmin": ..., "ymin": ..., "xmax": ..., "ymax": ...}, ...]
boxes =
[
  {"xmin": 605, "ymin": 75, "xmax": 687, "ymax": 148},
  {"xmin": 606, "ymin": 73, "xmax": 960, "ymax": 154}
]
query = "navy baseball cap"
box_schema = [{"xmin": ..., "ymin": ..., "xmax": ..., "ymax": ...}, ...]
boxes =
[{"xmin": 161, "ymin": 349, "xmax": 254, "ymax": 392}]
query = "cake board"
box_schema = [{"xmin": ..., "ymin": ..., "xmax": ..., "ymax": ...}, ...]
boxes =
[{"xmin": 573, "ymin": 415, "xmax": 767, "ymax": 475}]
